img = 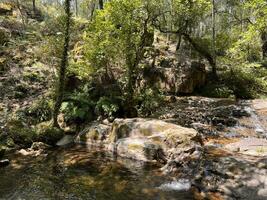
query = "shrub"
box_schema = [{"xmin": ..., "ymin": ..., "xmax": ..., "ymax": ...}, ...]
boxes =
[
  {"xmin": 137, "ymin": 88, "xmax": 164, "ymax": 117},
  {"xmin": 96, "ymin": 96, "xmax": 121, "ymax": 119},
  {"xmin": 61, "ymin": 89, "xmax": 95, "ymax": 124},
  {"xmin": 25, "ymin": 98, "xmax": 53, "ymax": 124},
  {"xmin": 223, "ymin": 66, "xmax": 267, "ymax": 99}
]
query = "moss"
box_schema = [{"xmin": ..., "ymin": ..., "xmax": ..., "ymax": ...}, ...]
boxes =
[
  {"xmin": 128, "ymin": 144, "xmax": 143, "ymax": 150},
  {"xmin": 109, "ymin": 123, "xmax": 130, "ymax": 143},
  {"xmin": 6, "ymin": 119, "xmax": 37, "ymax": 147},
  {"xmin": 35, "ymin": 121, "xmax": 64, "ymax": 146},
  {"xmin": 87, "ymin": 129, "xmax": 99, "ymax": 141}
]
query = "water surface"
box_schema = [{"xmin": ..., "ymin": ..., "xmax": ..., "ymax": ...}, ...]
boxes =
[{"xmin": 0, "ymin": 145, "xmax": 193, "ymax": 200}]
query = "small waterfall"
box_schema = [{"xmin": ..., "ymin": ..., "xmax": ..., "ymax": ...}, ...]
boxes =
[{"xmin": 244, "ymin": 106, "xmax": 266, "ymax": 135}]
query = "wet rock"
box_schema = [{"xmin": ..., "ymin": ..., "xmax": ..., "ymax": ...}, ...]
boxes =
[
  {"xmin": 232, "ymin": 108, "xmax": 251, "ymax": 118},
  {"xmin": 225, "ymin": 138, "xmax": 267, "ymax": 156},
  {"xmin": 0, "ymin": 159, "xmax": 10, "ymax": 167},
  {"xmin": 191, "ymin": 123, "xmax": 215, "ymax": 136},
  {"xmin": 76, "ymin": 123, "xmax": 110, "ymax": 144},
  {"xmin": 31, "ymin": 142, "xmax": 51, "ymax": 151},
  {"xmin": 56, "ymin": 135, "xmax": 74, "ymax": 146},
  {"xmin": 76, "ymin": 118, "xmax": 202, "ymax": 171},
  {"xmin": 211, "ymin": 117, "xmax": 237, "ymax": 127},
  {"xmin": 0, "ymin": 159, "xmax": 9, "ymax": 167}
]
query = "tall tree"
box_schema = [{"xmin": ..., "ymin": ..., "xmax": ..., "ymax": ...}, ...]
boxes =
[
  {"xmin": 211, "ymin": 0, "xmax": 217, "ymax": 77},
  {"xmin": 32, "ymin": 0, "xmax": 36, "ymax": 16},
  {"xmin": 75, "ymin": 0, "xmax": 78, "ymax": 16},
  {"xmin": 99, "ymin": 0, "xmax": 104, "ymax": 10},
  {"xmin": 53, "ymin": 0, "xmax": 71, "ymax": 127}
]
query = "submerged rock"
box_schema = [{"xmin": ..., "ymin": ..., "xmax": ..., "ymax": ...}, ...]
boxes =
[
  {"xmin": 56, "ymin": 135, "xmax": 74, "ymax": 146},
  {"xmin": 76, "ymin": 118, "xmax": 202, "ymax": 172}
]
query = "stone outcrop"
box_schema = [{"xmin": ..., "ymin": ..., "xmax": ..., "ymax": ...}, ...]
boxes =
[
  {"xmin": 140, "ymin": 61, "xmax": 206, "ymax": 94},
  {"xmin": 75, "ymin": 118, "xmax": 202, "ymax": 172}
]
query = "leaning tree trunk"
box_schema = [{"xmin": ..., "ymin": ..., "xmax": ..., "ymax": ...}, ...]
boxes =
[
  {"xmin": 182, "ymin": 33, "xmax": 217, "ymax": 77},
  {"xmin": 53, "ymin": 0, "xmax": 71, "ymax": 127}
]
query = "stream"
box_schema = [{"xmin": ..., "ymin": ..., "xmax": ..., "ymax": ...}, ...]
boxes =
[
  {"xmin": 0, "ymin": 145, "xmax": 193, "ymax": 200},
  {"xmin": 1, "ymin": 98, "xmax": 267, "ymax": 200}
]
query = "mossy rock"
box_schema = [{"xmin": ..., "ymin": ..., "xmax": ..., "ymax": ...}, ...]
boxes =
[
  {"xmin": 35, "ymin": 121, "xmax": 64, "ymax": 146},
  {"xmin": 109, "ymin": 123, "xmax": 130, "ymax": 143},
  {"xmin": 6, "ymin": 119, "xmax": 36, "ymax": 147}
]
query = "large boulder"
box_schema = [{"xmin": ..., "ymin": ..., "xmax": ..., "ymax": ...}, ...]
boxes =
[
  {"xmin": 140, "ymin": 61, "xmax": 206, "ymax": 94},
  {"xmin": 76, "ymin": 118, "xmax": 202, "ymax": 170}
]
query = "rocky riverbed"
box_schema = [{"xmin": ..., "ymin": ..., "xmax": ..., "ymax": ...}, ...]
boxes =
[{"xmin": 1, "ymin": 97, "xmax": 267, "ymax": 200}]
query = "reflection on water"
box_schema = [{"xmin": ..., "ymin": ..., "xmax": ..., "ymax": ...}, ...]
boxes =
[{"xmin": 0, "ymin": 145, "xmax": 193, "ymax": 200}]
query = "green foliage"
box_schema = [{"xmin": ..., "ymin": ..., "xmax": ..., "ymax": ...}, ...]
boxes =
[
  {"xmin": 61, "ymin": 89, "xmax": 95, "ymax": 123},
  {"xmin": 137, "ymin": 88, "xmax": 164, "ymax": 117},
  {"xmin": 96, "ymin": 96, "xmax": 120, "ymax": 119},
  {"xmin": 25, "ymin": 98, "xmax": 53, "ymax": 124},
  {"xmin": 200, "ymin": 83, "xmax": 233, "ymax": 98},
  {"xmin": 222, "ymin": 65, "xmax": 267, "ymax": 99}
]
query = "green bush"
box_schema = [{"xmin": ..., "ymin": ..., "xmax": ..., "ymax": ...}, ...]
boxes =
[
  {"xmin": 61, "ymin": 89, "xmax": 95, "ymax": 123},
  {"xmin": 199, "ymin": 83, "xmax": 233, "ymax": 98},
  {"xmin": 96, "ymin": 96, "xmax": 121, "ymax": 119},
  {"xmin": 25, "ymin": 98, "xmax": 53, "ymax": 124},
  {"xmin": 137, "ymin": 88, "xmax": 164, "ymax": 117},
  {"xmin": 223, "ymin": 67, "xmax": 267, "ymax": 99}
]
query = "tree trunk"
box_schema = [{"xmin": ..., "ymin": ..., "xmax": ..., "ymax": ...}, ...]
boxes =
[
  {"xmin": 75, "ymin": 0, "xmax": 78, "ymax": 16},
  {"xmin": 32, "ymin": 0, "xmax": 36, "ymax": 16},
  {"xmin": 182, "ymin": 33, "xmax": 217, "ymax": 78},
  {"xmin": 99, "ymin": 0, "xmax": 104, "ymax": 10},
  {"xmin": 53, "ymin": 0, "xmax": 71, "ymax": 127},
  {"xmin": 261, "ymin": 31, "xmax": 267, "ymax": 59},
  {"xmin": 211, "ymin": 0, "xmax": 217, "ymax": 77},
  {"xmin": 176, "ymin": 33, "xmax": 182, "ymax": 51}
]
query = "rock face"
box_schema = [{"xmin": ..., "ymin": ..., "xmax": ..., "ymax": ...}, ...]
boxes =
[
  {"xmin": 76, "ymin": 118, "xmax": 202, "ymax": 170},
  {"xmin": 140, "ymin": 61, "xmax": 206, "ymax": 94}
]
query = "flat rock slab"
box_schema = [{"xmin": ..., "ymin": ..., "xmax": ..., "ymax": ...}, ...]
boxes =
[
  {"xmin": 253, "ymin": 100, "xmax": 267, "ymax": 111},
  {"xmin": 225, "ymin": 138, "xmax": 267, "ymax": 156}
]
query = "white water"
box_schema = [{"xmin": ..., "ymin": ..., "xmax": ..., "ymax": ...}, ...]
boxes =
[
  {"xmin": 245, "ymin": 106, "xmax": 266, "ymax": 134},
  {"xmin": 158, "ymin": 179, "xmax": 191, "ymax": 191}
]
